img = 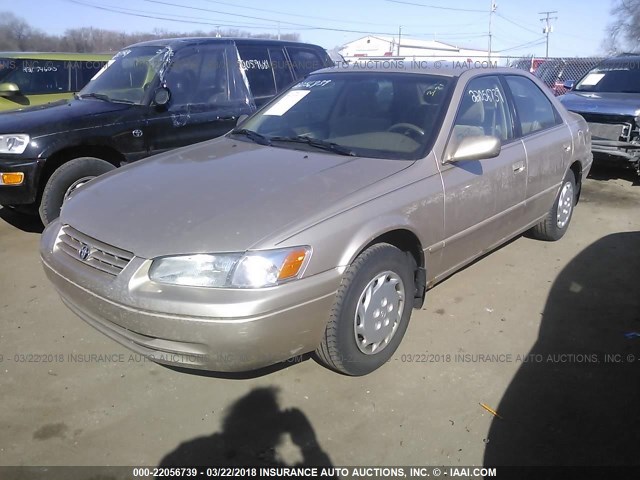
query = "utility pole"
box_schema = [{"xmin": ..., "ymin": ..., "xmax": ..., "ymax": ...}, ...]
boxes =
[
  {"xmin": 539, "ymin": 11, "xmax": 558, "ymax": 58},
  {"xmin": 398, "ymin": 25, "xmax": 402, "ymax": 56},
  {"xmin": 488, "ymin": 1, "xmax": 497, "ymax": 60},
  {"xmin": 277, "ymin": 22, "xmax": 281, "ymax": 40}
]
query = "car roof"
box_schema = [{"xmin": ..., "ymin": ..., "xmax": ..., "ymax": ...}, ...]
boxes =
[
  {"xmin": 312, "ymin": 64, "xmax": 529, "ymax": 79},
  {"xmin": 600, "ymin": 55, "xmax": 640, "ymax": 64},
  {"xmin": 0, "ymin": 52, "xmax": 112, "ymax": 61},
  {"xmin": 127, "ymin": 37, "xmax": 325, "ymax": 50}
]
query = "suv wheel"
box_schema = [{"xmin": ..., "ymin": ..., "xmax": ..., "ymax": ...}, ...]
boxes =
[{"xmin": 39, "ymin": 157, "xmax": 115, "ymax": 226}]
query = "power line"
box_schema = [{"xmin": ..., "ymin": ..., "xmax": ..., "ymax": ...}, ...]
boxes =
[
  {"xmin": 202, "ymin": 0, "xmax": 480, "ymax": 30},
  {"xmin": 496, "ymin": 38, "xmax": 546, "ymax": 53},
  {"xmin": 495, "ymin": 13, "xmax": 541, "ymax": 36},
  {"xmin": 385, "ymin": 0, "xmax": 486, "ymax": 13}
]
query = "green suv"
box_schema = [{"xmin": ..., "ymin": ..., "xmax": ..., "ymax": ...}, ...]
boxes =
[{"xmin": 0, "ymin": 52, "xmax": 111, "ymax": 111}]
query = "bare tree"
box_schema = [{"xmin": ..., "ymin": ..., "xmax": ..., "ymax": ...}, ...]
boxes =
[
  {"xmin": 0, "ymin": 11, "xmax": 300, "ymax": 53},
  {"xmin": 605, "ymin": 0, "xmax": 640, "ymax": 53}
]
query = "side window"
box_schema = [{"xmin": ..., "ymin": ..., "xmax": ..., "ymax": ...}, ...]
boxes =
[
  {"xmin": 449, "ymin": 75, "xmax": 513, "ymax": 154},
  {"xmin": 163, "ymin": 45, "xmax": 232, "ymax": 108},
  {"xmin": 505, "ymin": 75, "xmax": 561, "ymax": 136},
  {"xmin": 268, "ymin": 47, "xmax": 294, "ymax": 92},
  {"xmin": 287, "ymin": 47, "xmax": 324, "ymax": 77},
  {"xmin": 164, "ymin": 48, "xmax": 205, "ymax": 107},
  {"xmin": 5, "ymin": 60, "xmax": 70, "ymax": 94},
  {"xmin": 236, "ymin": 45, "xmax": 276, "ymax": 100}
]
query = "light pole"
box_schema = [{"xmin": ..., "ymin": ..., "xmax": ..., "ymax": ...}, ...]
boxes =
[{"xmin": 539, "ymin": 11, "xmax": 558, "ymax": 58}]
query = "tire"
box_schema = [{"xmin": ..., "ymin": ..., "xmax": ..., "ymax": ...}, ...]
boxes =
[
  {"xmin": 315, "ymin": 243, "xmax": 415, "ymax": 376},
  {"xmin": 39, "ymin": 157, "xmax": 116, "ymax": 226},
  {"xmin": 530, "ymin": 170, "xmax": 576, "ymax": 241}
]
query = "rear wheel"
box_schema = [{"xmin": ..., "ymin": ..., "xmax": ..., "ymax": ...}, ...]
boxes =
[
  {"xmin": 39, "ymin": 157, "xmax": 115, "ymax": 226},
  {"xmin": 530, "ymin": 170, "xmax": 576, "ymax": 241},
  {"xmin": 316, "ymin": 243, "xmax": 415, "ymax": 376}
]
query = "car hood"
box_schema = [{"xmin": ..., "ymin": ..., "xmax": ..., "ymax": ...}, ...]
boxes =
[
  {"xmin": 60, "ymin": 137, "xmax": 413, "ymax": 259},
  {"xmin": 559, "ymin": 92, "xmax": 640, "ymax": 117},
  {"xmin": 0, "ymin": 98, "xmax": 133, "ymax": 136}
]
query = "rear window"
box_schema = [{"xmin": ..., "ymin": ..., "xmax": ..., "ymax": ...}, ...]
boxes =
[
  {"xmin": 574, "ymin": 60, "xmax": 640, "ymax": 93},
  {"xmin": 287, "ymin": 47, "xmax": 327, "ymax": 77}
]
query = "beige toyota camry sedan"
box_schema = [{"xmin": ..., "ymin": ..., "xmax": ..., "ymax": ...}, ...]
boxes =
[{"xmin": 40, "ymin": 66, "xmax": 592, "ymax": 376}]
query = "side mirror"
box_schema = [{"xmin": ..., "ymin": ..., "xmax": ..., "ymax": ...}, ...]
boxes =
[
  {"xmin": 447, "ymin": 135, "xmax": 501, "ymax": 163},
  {"xmin": 563, "ymin": 80, "xmax": 575, "ymax": 91},
  {"xmin": 152, "ymin": 87, "xmax": 171, "ymax": 108},
  {"xmin": 0, "ymin": 82, "xmax": 20, "ymax": 97},
  {"xmin": 236, "ymin": 114, "xmax": 249, "ymax": 126}
]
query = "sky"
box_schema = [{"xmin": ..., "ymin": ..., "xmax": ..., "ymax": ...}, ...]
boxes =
[{"xmin": 1, "ymin": 0, "xmax": 612, "ymax": 58}]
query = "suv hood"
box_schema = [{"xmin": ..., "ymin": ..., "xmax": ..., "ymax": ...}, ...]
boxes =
[
  {"xmin": 0, "ymin": 99, "xmax": 133, "ymax": 136},
  {"xmin": 559, "ymin": 92, "xmax": 640, "ymax": 117},
  {"xmin": 60, "ymin": 137, "xmax": 412, "ymax": 259}
]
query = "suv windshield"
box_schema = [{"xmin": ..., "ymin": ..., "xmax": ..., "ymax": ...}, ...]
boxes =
[
  {"xmin": 574, "ymin": 61, "xmax": 640, "ymax": 93},
  {"xmin": 79, "ymin": 46, "xmax": 171, "ymax": 104},
  {"xmin": 234, "ymin": 72, "xmax": 452, "ymax": 160}
]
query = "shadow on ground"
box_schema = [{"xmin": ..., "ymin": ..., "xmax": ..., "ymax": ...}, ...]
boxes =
[
  {"xmin": 159, "ymin": 387, "xmax": 335, "ymax": 468},
  {"xmin": 0, "ymin": 206, "xmax": 44, "ymax": 234},
  {"xmin": 484, "ymin": 232, "xmax": 640, "ymax": 467},
  {"xmin": 587, "ymin": 162, "xmax": 639, "ymax": 185}
]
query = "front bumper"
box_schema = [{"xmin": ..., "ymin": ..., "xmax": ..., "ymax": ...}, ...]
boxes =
[
  {"xmin": 591, "ymin": 139, "xmax": 640, "ymax": 164},
  {"xmin": 0, "ymin": 157, "xmax": 43, "ymax": 205},
  {"xmin": 40, "ymin": 221, "xmax": 342, "ymax": 372}
]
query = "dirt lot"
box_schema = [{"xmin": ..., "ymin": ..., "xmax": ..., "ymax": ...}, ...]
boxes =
[{"xmin": 1, "ymin": 165, "xmax": 639, "ymax": 471}]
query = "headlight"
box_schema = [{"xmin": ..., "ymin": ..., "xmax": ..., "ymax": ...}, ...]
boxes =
[
  {"xmin": 148, "ymin": 246, "xmax": 311, "ymax": 288},
  {"xmin": 0, "ymin": 134, "xmax": 30, "ymax": 154}
]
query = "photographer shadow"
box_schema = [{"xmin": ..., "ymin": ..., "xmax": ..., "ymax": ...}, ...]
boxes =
[
  {"xmin": 484, "ymin": 232, "xmax": 640, "ymax": 467},
  {"xmin": 159, "ymin": 387, "xmax": 335, "ymax": 468}
]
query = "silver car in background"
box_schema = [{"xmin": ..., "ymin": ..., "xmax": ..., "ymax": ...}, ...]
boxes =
[{"xmin": 40, "ymin": 66, "xmax": 592, "ymax": 376}]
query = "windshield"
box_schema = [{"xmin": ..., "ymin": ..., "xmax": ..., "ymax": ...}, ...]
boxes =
[
  {"xmin": 234, "ymin": 72, "xmax": 452, "ymax": 160},
  {"xmin": 574, "ymin": 61, "xmax": 640, "ymax": 93},
  {"xmin": 79, "ymin": 46, "xmax": 171, "ymax": 104}
]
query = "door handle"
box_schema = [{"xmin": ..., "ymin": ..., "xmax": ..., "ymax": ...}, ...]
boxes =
[
  {"xmin": 563, "ymin": 143, "xmax": 572, "ymax": 152},
  {"xmin": 512, "ymin": 161, "xmax": 525, "ymax": 173}
]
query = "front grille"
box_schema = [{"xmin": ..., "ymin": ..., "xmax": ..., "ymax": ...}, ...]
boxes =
[
  {"xmin": 58, "ymin": 225, "xmax": 133, "ymax": 276},
  {"xmin": 588, "ymin": 122, "xmax": 630, "ymax": 141}
]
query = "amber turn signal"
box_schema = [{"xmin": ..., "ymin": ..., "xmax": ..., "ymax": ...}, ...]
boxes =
[
  {"xmin": 278, "ymin": 248, "xmax": 309, "ymax": 280},
  {"xmin": 0, "ymin": 172, "xmax": 24, "ymax": 185}
]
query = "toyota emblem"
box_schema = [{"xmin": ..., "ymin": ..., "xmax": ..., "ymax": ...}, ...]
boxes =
[{"xmin": 78, "ymin": 244, "xmax": 90, "ymax": 260}]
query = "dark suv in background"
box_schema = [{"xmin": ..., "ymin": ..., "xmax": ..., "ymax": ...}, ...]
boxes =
[
  {"xmin": 0, "ymin": 37, "xmax": 332, "ymax": 224},
  {"xmin": 535, "ymin": 58, "xmax": 604, "ymax": 96},
  {"xmin": 559, "ymin": 55, "xmax": 640, "ymax": 176}
]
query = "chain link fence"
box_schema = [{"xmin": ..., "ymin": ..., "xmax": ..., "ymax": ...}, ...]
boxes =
[
  {"xmin": 507, "ymin": 57, "xmax": 605, "ymax": 96},
  {"xmin": 340, "ymin": 55, "xmax": 606, "ymax": 97}
]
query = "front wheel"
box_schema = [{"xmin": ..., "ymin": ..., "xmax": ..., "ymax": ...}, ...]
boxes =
[
  {"xmin": 529, "ymin": 170, "xmax": 576, "ymax": 241},
  {"xmin": 39, "ymin": 157, "xmax": 116, "ymax": 226},
  {"xmin": 315, "ymin": 243, "xmax": 415, "ymax": 376}
]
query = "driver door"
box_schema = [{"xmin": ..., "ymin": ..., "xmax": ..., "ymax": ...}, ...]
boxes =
[
  {"xmin": 438, "ymin": 75, "xmax": 527, "ymax": 276},
  {"xmin": 145, "ymin": 44, "xmax": 254, "ymax": 156}
]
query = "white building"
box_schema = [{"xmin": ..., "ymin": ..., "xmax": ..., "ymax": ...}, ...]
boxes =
[{"xmin": 339, "ymin": 35, "xmax": 490, "ymax": 63}]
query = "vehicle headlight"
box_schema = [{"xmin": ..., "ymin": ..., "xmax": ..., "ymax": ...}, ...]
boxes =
[
  {"xmin": 148, "ymin": 246, "xmax": 311, "ymax": 288},
  {"xmin": 0, "ymin": 134, "xmax": 30, "ymax": 154}
]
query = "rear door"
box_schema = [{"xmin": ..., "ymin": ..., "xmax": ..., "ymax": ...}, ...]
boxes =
[
  {"xmin": 503, "ymin": 75, "xmax": 572, "ymax": 225},
  {"xmin": 237, "ymin": 43, "xmax": 310, "ymax": 108},
  {"xmin": 438, "ymin": 74, "xmax": 527, "ymax": 277}
]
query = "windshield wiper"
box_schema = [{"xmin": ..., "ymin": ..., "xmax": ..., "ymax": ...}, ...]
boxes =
[
  {"xmin": 78, "ymin": 92, "xmax": 112, "ymax": 102},
  {"xmin": 77, "ymin": 92, "xmax": 135, "ymax": 104},
  {"xmin": 271, "ymin": 135, "xmax": 356, "ymax": 156},
  {"xmin": 229, "ymin": 128, "xmax": 272, "ymax": 146}
]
